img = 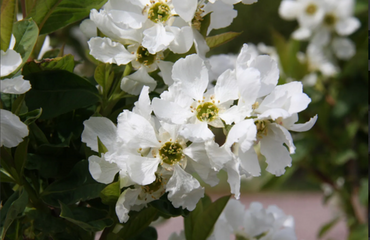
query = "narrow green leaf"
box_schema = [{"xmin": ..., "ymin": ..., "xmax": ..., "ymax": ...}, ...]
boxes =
[
  {"xmin": 0, "ymin": 168, "xmax": 16, "ymax": 183},
  {"xmin": 317, "ymin": 217, "xmax": 340, "ymax": 238},
  {"xmin": 184, "ymin": 197, "xmax": 203, "ymax": 240},
  {"xmin": 100, "ymin": 181, "xmax": 120, "ymax": 205},
  {"xmin": 59, "ymin": 201, "xmax": 114, "ymax": 232},
  {"xmin": 199, "ymin": 12, "xmax": 211, "ymax": 38},
  {"xmin": 97, "ymin": 136, "xmax": 109, "ymax": 154},
  {"xmin": 41, "ymin": 160, "xmax": 106, "ymax": 207},
  {"xmin": 117, "ymin": 206, "xmax": 159, "ymax": 239},
  {"xmin": 94, "ymin": 63, "xmax": 112, "ymax": 88},
  {"xmin": 1, "ymin": 190, "xmax": 29, "ymax": 238},
  {"xmin": 0, "ymin": 0, "xmax": 16, "ymax": 51},
  {"xmin": 192, "ymin": 195, "xmax": 231, "ymax": 240},
  {"xmin": 14, "ymin": 138, "xmax": 29, "ymax": 179},
  {"xmin": 20, "ymin": 108, "xmax": 43, "ymax": 125},
  {"xmin": 24, "ymin": 70, "xmax": 100, "ymax": 119},
  {"xmin": 10, "ymin": 94, "xmax": 25, "ymax": 115},
  {"xmin": 206, "ymin": 32, "xmax": 242, "ymax": 49},
  {"xmin": 12, "ymin": 19, "xmax": 39, "ymax": 72}
]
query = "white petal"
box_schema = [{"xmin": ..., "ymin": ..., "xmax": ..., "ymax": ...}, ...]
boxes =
[
  {"xmin": 152, "ymin": 98, "xmax": 193, "ymax": 124},
  {"xmin": 142, "ymin": 24, "xmax": 175, "ymax": 54},
  {"xmin": 90, "ymin": 9, "xmax": 141, "ymax": 43},
  {"xmin": 224, "ymin": 157, "xmax": 241, "ymax": 199},
  {"xmin": 172, "ymin": 0, "xmax": 197, "ymax": 23},
  {"xmin": 107, "ymin": 4, "xmax": 146, "ymax": 29},
  {"xmin": 238, "ymin": 147, "xmax": 260, "ymax": 177},
  {"xmin": 249, "ymin": 55, "xmax": 279, "ymax": 97},
  {"xmin": 115, "ymin": 188, "xmax": 142, "ymax": 223},
  {"xmin": 272, "ymin": 123, "xmax": 295, "ymax": 154},
  {"xmin": 208, "ymin": 54, "xmax": 237, "ymax": 81},
  {"xmin": 214, "ymin": 69, "xmax": 238, "ymax": 103},
  {"xmin": 335, "ymin": 17, "xmax": 360, "ymax": 36},
  {"xmin": 237, "ymin": 67, "xmax": 261, "ymax": 105},
  {"xmin": 179, "ymin": 122, "xmax": 214, "ymax": 142},
  {"xmin": 222, "ymin": 199, "xmax": 246, "ymax": 233},
  {"xmin": 120, "ymin": 67, "xmax": 157, "ymax": 95},
  {"xmin": 166, "ymin": 164, "xmax": 204, "ymax": 211},
  {"xmin": 225, "ymin": 119, "xmax": 256, "ymax": 150},
  {"xmin": 183, "ymin": 142, "xmax": 209, "ymax": 163},
  {"xmin": 126, "ymin": 156, "xmax": 160, "ymax": 185},
  {"xmin": 0, "ymin": 75, "xmax": 31, "ymax": 94},
  {"xmin": 205, "ymin": 140, "xmax": 232, "ymax": 170},
  {"xmin": 80, "ymin": 19, "xmax": 97, "ymax": 39},
  {"xmin": 117, "ymin": 110, "xmax": 160, "ymax": 149},
  {"xmin": 88, "ymin": 155, "xmax": 120, "ymax": 184},
  {"xmin": 186, "ymin": 159, "xmax": 220, "ymax": 187},
  {"xmin": 257, "ymin": 108, "xmax": 291, "ymax": 121},
  {"xmin": 88, "ymin": 37, "xmax": 135, "ymax": 65},
  {"xmin": 133, "ymin": 86, "xmax": 152, "ymax": 121},
  {"xmin": 286, "ymin": 114, "xmax": 318, "ymax": 132},
  {"xmin": 0, "ymin": 109, "xmax": 28, "ymax": 148},
  {"xmin": 168, "ymin": 26, "xmax": 194, "ymax": 54},
  {"xmin": 0, "ymin": 49, "xmax": 22, "ymax": 77},
  {"xmin": 157, "ymin": 60, "xmax": 174, "ymax": 86},
  {"xmin": 241, "ymin": 0, "xmax": 258, "ymax": 4},
  {"xmin": 205, "ymin": 1, "xmax": 237, "ymax": 34},
  {"xmin": 172, "ymin": 54, "xmax": 209, "ymax": 100},
  {"xmin": 259, "ymin": 127, "xmax": 292, "ymax": 176},
  {"xmin": 292, "ymin": 27, "xmax": 311, "ymax": 40},
  {"xmin": 82, "ymin": 117, "xmax": 117, "ymax": 152},
  {"xmin": 278, "ymin": 1, "xmax": 299, "ymax": 20},
  {"xmin": 192, "ymin": 28, "xmax": 210, "ymax": 58},
  {"xmin": 331, "ymin": 37, "xmax": 356, "ymax": 60}
]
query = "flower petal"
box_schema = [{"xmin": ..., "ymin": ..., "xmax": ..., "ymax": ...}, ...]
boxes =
[
  {"xmin": 88, "ymin": 155, "xmax": 120, "ymax": 184},
  {"xmin": 126, "ymin": 156, "xmax": 160, "ymax": 185},
  {"xmin": 0, "ymin": 49, "xmax": 22, "ymax": 77},
  {"xmin": 0, "ymin": 75, "xmax": 31, "ymax": 94},
  {"xmin": 172, "ymin": 0, "xmax": 197, "ymax": 23},
  {"xmin": 142, "ymin": 24, "xmax": 175, "ymax": 54},
  {"xmin": 82, "ymin": 117, "xmax": 117, "ymax": 152},
  {"xmin": 179, "ymin": 122, "xmax": 214, "ymax": 142},
  {"xmin": 120, "ymin": 67, "xmax": 157, "ymax": 95},
  {"xmin": 166, "ymin": 164, "xmax": 204, "ymax": 211},
  {"xmin": 286, "ymin": 114, "xmax": 318, "ymax": 132},
  {"xmin": 88, "ymin": 37, "xmax": 135, "ymax": 65},
  {"xmin": 0, "ymin": 109, "xmax": 28, "ymax": 148}
]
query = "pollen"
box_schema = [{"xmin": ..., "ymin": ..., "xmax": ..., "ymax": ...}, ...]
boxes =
[
  {"xmin": 305, "ymin": 4, "xmax": 317, "ymax": 15},
  {"xmin": 196, "ymin": 102, "xmax": 219, "ymax": 122},
  {"xmin": 255, "ymin": 120, "xmax": 268, "ymax": 137},
  {"xmin": 323, "ymin": 13, "xmax": 337, "ymax": 26},
  {"xmin": 148, "ymin": 2, "xmax": 171, "ymax": 23},
  {"xmin": 136, "ymin": 46, "xmax": 156, "ymax": 65},
  {"xmin": 159, "ymin": 141, "xmax": 184, "ymax": 165}
]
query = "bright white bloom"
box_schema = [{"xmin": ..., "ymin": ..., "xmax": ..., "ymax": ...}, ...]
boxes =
[
  {"xmin": 209, "ymin": 199, "xmax": 297, "ymax": 240},
  {"xmin": 0, "ymin": 109, "xmax": 29, "ymax": 148},
  {"xmin": 152, "ymin": 54, "xmax": 239, "ymax": 142},
  {"xmin": 1, "ymin": 35, "xmax": 22, "ymax": 77}
]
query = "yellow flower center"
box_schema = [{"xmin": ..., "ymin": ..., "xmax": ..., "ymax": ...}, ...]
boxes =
[
  {"xmin": 136, "ymin": 46, "xmax": 156, "ymax": 65},
  {"xmin": 305, "ymin": 4, "xmax": 317, "ymax": 15},
  {"xmin": 159, "ymin": 142, "xmax": 184, "ymax": 165},
  {"xmin": 196, "ymin": 102, "xmax": 219, "ymax": 122},
  {"xmin": 148, "ymin": 2, "xmax": 171, "ymax": 23}
]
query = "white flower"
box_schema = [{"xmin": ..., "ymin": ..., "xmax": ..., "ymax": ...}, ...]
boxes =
[
  {"xmin": 209, "ymin": 199, "xmax": 297, "ymax": 240},
  {"xmin": 152, "ymin": 54, "xmax": 239, "ymax": 142},
  {"xmin": 1, "ymin": 35, "xmax": 22, "ymax": 77},
  {"xmin": 0, "ymin": 109, "xmax": 29, "ymax": 148}
]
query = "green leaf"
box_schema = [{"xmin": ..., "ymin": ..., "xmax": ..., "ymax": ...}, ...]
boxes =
[
  {"xmin": 317, "ymin": 217, "xmax": 340, "ymax": 238},
  {"xmin": 97, "ymin": 136, "xmax": 108, "ymax": 154},
  {"xmin": 150, "ymin": 194, "xmax": 189, "ymax": 219},
  {"xmin": 271, "ymin": 29, "xmax": 308, "ymax": 80},
  {"xmin": 41, "ymin": 160, "xmax": 106, "ymax": 207},
  {"xmin": 358, "ymin": 178, "xmax": 368, "ymax": 206},
  {"xmin": 0, "ymin": 0, "xmax": 17, "ymax": 51},
  {"xmin": 117, "ymin": 206, "xmax": 159, "ymax": 240},
  {"xmin": 191, "ymin": 195, "xmax": 230, "ymax": 240},
  {"xmin": 14, "ymin": 138, "xmax": 29, "ymax": 180},
  {"xmin": 12, "ymin": 19, "xmax": 39, "ymax": 72},
  {"xmin": 19, "ymin": 108, "xmax": 43, "ymax": 125},
  {"xmin": 199, "ymin": 12, "xmax": 211, "ymax": 38},
  {"xmin": 27, "ymin": 0, "xmax": 108, "ymax": 34},
  {"xmin": 334, "ymin": 149, "xmax": 357, "ymax": 165},
  {"xmin": 1, "ymin": 190, "xmax": 29, "ymax": 238},
  {"xmin": 184, "ymin": 196, "xmax": 204, "ymax": 240},
  {"xmin": 59, "ymin": 201, "xmax": 114, "ymax": 232},
  {"xmin": 129, "ymin": 226, "xmax": 157, "ymax": 240},
  {"xmin": 348, "ymin": 224, "xmax": 368, "ymax": 240},
  {"xmin": 24, "ymin": 70, "xmax": 100, "ymax": 119},
  {"xmin": 23, "ymin": 54, "xmax": 76, "ymax": 75},
  {"xmin": 206, "ymin": 32, "xmax": 242, "ymax": 49},
  {"xmin": 94, "ymin": 63, "xmax": 114, "ymax": 89},
  {"xmin": 25, "ymin": 154, "xmax": 60, "ymax": 179},
  {"xmin": 0, "ymin": 168, "xmax": 16, "ymax": 183},
  {"xmin": 100, "ymin": 181, "xmax": 120, "ymax": 206}
]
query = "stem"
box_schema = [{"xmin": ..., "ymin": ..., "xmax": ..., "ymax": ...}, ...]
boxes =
[{"xmin": 21, "ymin": 0, "xmax": 26, "ymax": 19}]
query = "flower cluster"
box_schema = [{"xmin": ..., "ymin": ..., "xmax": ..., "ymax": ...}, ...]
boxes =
[
  {"xmin": 0, "ymin": 35, "xmax": 31, "ymax": 148},
  {"xmin": 279, "ymin": 0, "xmax": 360, "ymax": 78},
  {"xmin": 170, "ymin": 199, "xmax": 297, "ymax": 240},
  {"xmin": 82, "ymin": 42, "xmax": 316, "ymax": 222}
]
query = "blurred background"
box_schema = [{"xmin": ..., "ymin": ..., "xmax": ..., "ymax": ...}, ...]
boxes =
[{"xmin": 34, "ymin": 0, "xmax": 368, "ymax": 239}]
